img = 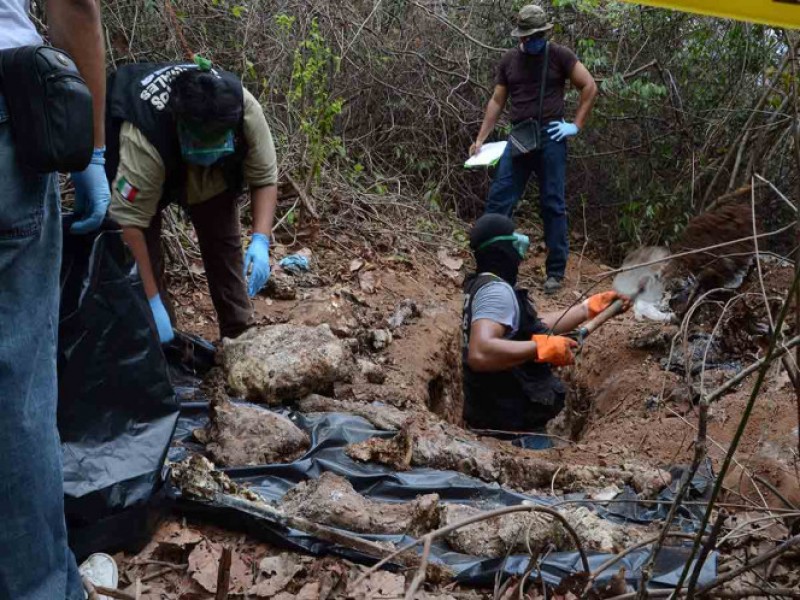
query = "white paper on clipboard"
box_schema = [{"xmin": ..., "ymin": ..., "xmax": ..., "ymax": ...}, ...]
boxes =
[{"xmin": 464, "ymin": 141, "xmax": 507, "ymax": 169}]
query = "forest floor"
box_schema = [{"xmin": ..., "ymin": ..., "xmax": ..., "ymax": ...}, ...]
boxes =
[{"xmin": 109, "ymin": 220, "xmax": 800, "ymax": 599}]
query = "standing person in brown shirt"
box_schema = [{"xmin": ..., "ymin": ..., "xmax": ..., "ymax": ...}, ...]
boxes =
[{"xmin": 470, "ymin": 4, "xmax": 598, "ymax": 294}]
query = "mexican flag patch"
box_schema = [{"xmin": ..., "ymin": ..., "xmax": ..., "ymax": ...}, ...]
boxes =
[{"xmin": 116, "ymin": 177, "xmax": 139, "ymax": 202}]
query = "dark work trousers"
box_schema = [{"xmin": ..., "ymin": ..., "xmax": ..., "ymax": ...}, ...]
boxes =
[
  {"xmin": 145, "ymin": 190, "xmax": 254, "ymax": 339},
  {"xmin": 484, "ymin": 134, "xmax": 569, "ymax": 279}
]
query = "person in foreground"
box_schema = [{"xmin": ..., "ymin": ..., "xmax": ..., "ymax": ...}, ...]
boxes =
[
  {"xmin": 0, "ymin": 0, "xmax": 118, "ymax": 597},
  {"xmin": 107, "ymin": 60, "xmax": 278, "ymax": 343},
  {"xmin": 470, "ymin": 4, "xmax": 598, "ymax": 294},
  {"xmin": 462, "ymin": 214, "xmax": 626, "ymax": 433}
]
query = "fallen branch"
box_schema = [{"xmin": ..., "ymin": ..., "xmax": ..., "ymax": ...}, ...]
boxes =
[
  {"xmin": 286, "ymin": 173, "xmax": 319, "ymax": 221},
  {"xmin": 215, "ymin": 547, "xmax": 232, "ymax": 600},
  {"xmin": 595, "ymin": 221, "xmax": 796, "ymax": 281}
]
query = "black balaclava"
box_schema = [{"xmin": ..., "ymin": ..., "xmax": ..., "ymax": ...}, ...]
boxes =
[{"xmin": 470, "ymin": 214, "xmax": 522, "ymax": 286}]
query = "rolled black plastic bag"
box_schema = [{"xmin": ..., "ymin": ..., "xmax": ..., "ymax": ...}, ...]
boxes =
[{"xmin": 57, "ymin": 219, "xmax": 179, "ymax": 560}]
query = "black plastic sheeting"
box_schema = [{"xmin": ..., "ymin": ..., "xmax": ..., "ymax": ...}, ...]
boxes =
[
  {"xmin": 58, "ymin": 222, "xmax": 180, "ymax": 560},
  {"xmin": 170, "ymin": 392, "xmax": 717, "ymax": 590},
  {"xmin": 54, "ymin": 226, "xmax": 717, "ymax": 588}
]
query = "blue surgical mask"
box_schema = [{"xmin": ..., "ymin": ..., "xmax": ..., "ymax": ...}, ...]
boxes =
[
  {"xmin": 522, "ymin": 37, "xmax": 547, "ymax": 55},
  {"xmin": 178, "ymin": 122, "xmax": 236, "ymax": 167}
]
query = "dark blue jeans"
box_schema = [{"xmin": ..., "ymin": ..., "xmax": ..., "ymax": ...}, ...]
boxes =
[
  {"xmin": 485, "ymin": 135, "xmax": 568, "ymax": 278},
  {"xmin": 0, "ymin": 96, "xmax": 83, "ymax": 599}
]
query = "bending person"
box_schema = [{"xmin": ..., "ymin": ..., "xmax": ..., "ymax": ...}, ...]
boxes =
[{"xmin": 106, "ymin": 61, "xmax": 278, "ymax": 342}]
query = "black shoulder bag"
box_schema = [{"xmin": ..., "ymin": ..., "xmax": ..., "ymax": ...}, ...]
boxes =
[
  {"xmin": 507, "ymin": 42, "xmax": 550, "ymax": 159},
  {"xmin": 0, "ymin": 45, "xmax": 94, "ymax": 172}
]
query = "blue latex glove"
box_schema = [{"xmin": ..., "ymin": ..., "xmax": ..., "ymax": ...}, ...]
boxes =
[
  {"xmin": 148, "ymin": 294, "xmax": 175, "ymax": 344},
  {"xmin": 546, "ymin": 120, "xmax": 580, "ymax": 142},
  {"xmin": 279, "ymin": 254, "xmax": 310, "ymax": 274},
  {"xmin": 70, "ymin": 147, "xmax": 111, "ymax": 234},
  {"xmin": 243, "ymin": 233, "xmax": 271, "ymax": 297}
]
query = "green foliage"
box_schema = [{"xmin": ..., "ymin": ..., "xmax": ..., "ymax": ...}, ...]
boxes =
[{"xmin": 282, "ymin": 15, "xmax": 344, "ymax": 185}]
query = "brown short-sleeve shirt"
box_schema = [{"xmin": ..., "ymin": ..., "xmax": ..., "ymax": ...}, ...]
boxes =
[{"xmin": 495, "ymin": 42, "xmax": 579, "ymax": 124}]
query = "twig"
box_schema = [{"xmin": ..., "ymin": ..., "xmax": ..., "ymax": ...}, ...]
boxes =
[
  {"xmin": 129, "ymin": 559, "xmax": 187, "ymax": 570},
  {"xmin": 215, "ymin": 546, "xmax": 232, "ymax": 600},
  {"xmin": 791, "ymin": 33, "xmax": 800, "ymax": 461},
  {"xmin": 405, "ymin": 535, "xmax": 433, "ymax": 600},
  {"xmin": 685, "ymin": 509, "xmax": 727, "ymax": 597},
  {"xmin": 717, "ymin": 511, "xmax": 800, "ymax": 546},
  {"xmin": 671, "ymin": 270, "xmax": 800, "ymax": 596},
  {"xmin": 410, "ymin": 1, "xmax": 505, "ymax": 54},
  {"xmin": 710, "ymin": 589, "xmax": 800, "ymax": 599},
  {"xmin": 94, "ymin": 585, "xmax": 137, "ymax": 600},
  {"xmin": 705, "ymin": 335, "xmax": 800, "ymax": 403},
  {"xmin": 286, "ymin": 173, "xmax": 319, "ymax": 221},
  {"xmin": 141, "ymin": 566, "xmax": 180, "ymax": 583},
  {"xmin": 83, "ymin": 577, "xmax": 100, "ymax": 600},
  {"xmin": 584, "ymin": 533, "xmax": 696, "ymax": 595},
  {"xmin": 552, "ymin": 497, "xmax": 798, "ymax": 514},
  {"xmin": 753, "ymin": 474, "xmax": 799, "ymax": 510},
  {"xmin": 351, "ymin": 504, "xmax": 590, "ymax": 595},
  {"xmin": 134, "ymin": 578, "xmax": 142, "ymax": 600},
  {"xmin": 341, "ymin": 0, "xmax": 382, "ymax": 61},
  {"xmin": 696, "ymin": 534, "xmax": 800, "ymax": 595}
]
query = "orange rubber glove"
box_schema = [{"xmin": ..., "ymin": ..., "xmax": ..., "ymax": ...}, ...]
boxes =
[
  {"xmin": 531, "ymin": 335, "xmax": 578, "ymax": 367},
  {"xmin": 585, "ymin": 291, "xmax": 620, "ymax": 319}
]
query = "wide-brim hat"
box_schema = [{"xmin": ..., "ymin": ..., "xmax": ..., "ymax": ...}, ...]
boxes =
[{"xmin": 511, "ymin": 4, "xmax": 554, "ymax": 38}]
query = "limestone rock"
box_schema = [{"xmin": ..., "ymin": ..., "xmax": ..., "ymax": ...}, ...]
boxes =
[
  {"xmin": 203, "ymin": 399, "xmax": 310, "ymax": 467},
  {"xmin": 297, "ymin": 395, "xmax": 411, "ymax": 430},
  {"xmin": 223, "ymin": 324, "xmax": 354, "ymax": 404},
  {"xmin": 281, "ymin": 472, "xmax": 440, "ymax": 536}
]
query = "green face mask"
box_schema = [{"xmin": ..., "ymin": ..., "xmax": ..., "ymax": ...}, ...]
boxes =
[
  {"xmin": 477, "ymin": 232, "xmax": 531, "ymax": 259},
  {"xmin": 177, "ymin": 120, "xmax": 235, "ymax": 167}
]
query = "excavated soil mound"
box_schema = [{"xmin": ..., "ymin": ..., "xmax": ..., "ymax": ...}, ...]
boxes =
[{"xmin": 222, "ymin": 323, "xmax": 355, "ymax": 404}]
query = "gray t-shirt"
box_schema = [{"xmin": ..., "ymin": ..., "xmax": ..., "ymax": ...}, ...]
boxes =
[
  {"xmin": 471, "ymin": 280, "xmax": 520, "ymax": 339},
  {"xmin": 0, "ymin": 0, "xmax": 41, "ymax": 50}
]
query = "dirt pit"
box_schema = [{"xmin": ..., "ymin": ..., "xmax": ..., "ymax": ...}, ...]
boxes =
[{"xmin": 131, "ymin": 233, "xmax": 800, "ymax": 598}]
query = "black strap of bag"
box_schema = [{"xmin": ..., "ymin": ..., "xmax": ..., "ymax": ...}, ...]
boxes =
[
  {"xmin": 536, "ymin": 42, "xmax": 550, "ymax": 129},
  {"xmin": 0, "ymin": 45, "xmax": 94, "ymax": 173},
  {"xmin": 508, "ymin": 42, "xmax": 550, "ymax": 158}
]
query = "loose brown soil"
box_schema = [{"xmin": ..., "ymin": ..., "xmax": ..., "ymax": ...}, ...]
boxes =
[{"xmin": 120, "ymin": 229, "xmax": 800, "ymax": 598}]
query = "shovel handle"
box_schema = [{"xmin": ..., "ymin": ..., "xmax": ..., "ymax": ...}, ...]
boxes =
[{"xmin": 581, "ymin": 298, "xmax": 627, "ymax": 337}]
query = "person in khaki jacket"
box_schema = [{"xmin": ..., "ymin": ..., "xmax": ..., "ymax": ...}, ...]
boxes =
[{"xmin": 106, "ymin": 61, "xmax": 278, "ymax": 342}]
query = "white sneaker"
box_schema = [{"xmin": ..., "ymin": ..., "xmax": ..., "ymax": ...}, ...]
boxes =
[{"xmin": 79, "ymin": 553, "xmax": 119, "ymax": 600}]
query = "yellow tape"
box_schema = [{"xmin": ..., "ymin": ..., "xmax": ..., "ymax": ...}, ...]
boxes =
[{"xmin": 619, "ymin": 0, "xmax": 800, "ymax": 29}]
